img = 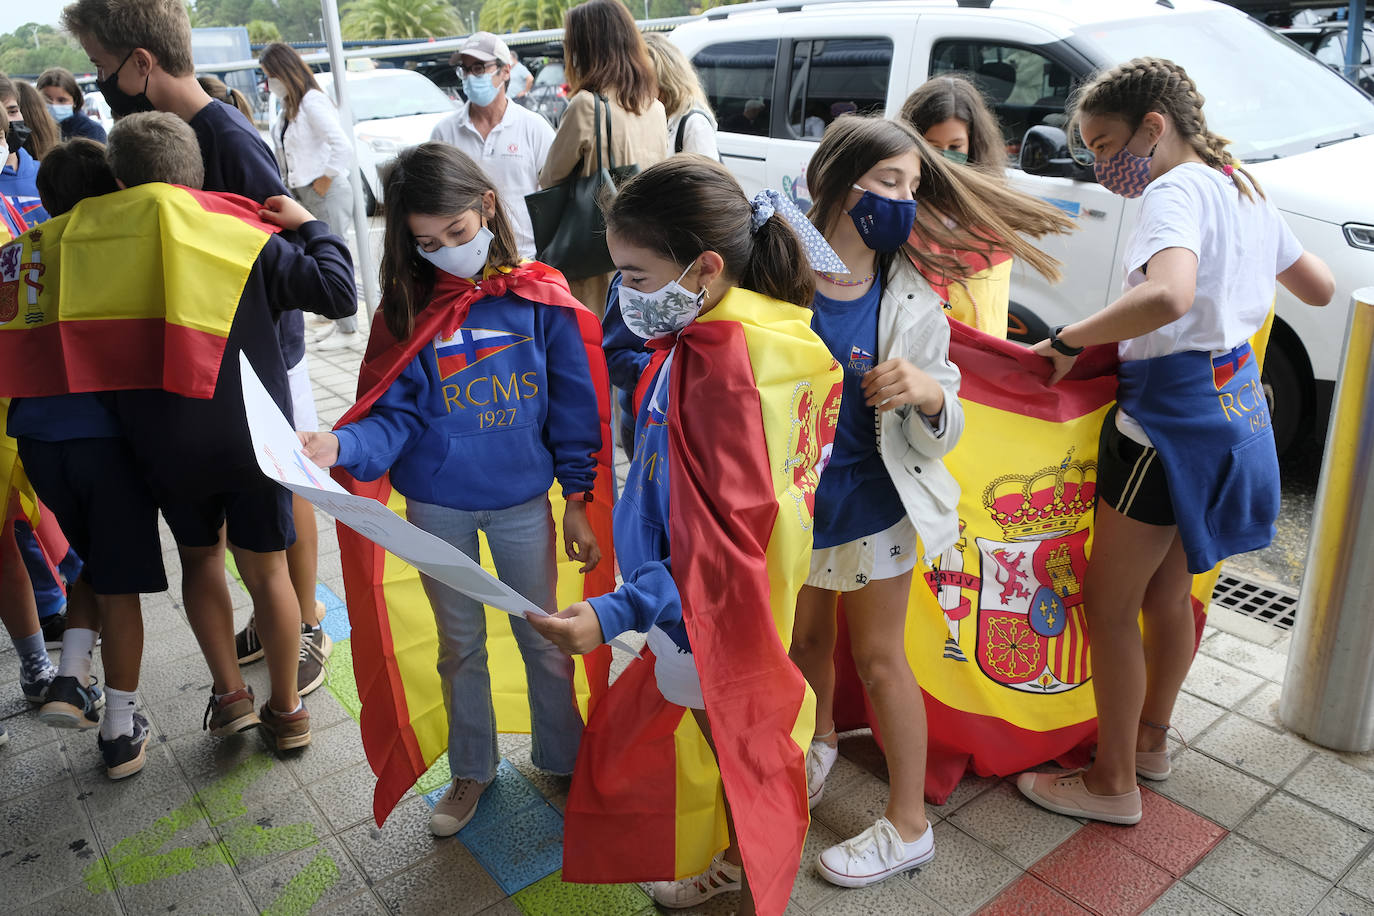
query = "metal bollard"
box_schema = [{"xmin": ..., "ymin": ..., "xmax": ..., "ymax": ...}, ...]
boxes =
[{"xmin": 1280, "ymin": 287, "xmax": 1374, "ymax": 752}]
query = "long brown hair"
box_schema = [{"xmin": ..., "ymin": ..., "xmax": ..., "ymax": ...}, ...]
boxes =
[
  {"xmin": 36, "ymin": 67, "xmax": 84, "ymax": 111},
  {"xmin": 563, "ymin": 0, "xmax": 657, "ymax": 115},
  {"xmin": 259, "ymin": 42, "xmax": 322, "ymax": 122},
  {"xmin": 900, "ymin": 76, "xmax": 1005, "ymax": 178},
  {"xmin": 807, "ymin": 116, "xmax": 1071, "ymax": 284},
  {"xmin": 378, "ymin": 143, "xmax": 521, "ymax": 341},
  {"xmin": 607, "ymin": 155, "xmax": 815, "ymax": 308},
  {"xmin": 1069, "ymin": 56, "xmax": 1261, "ymax": 201},
  {"xmin": 16, "ymin": 82, "xmax": 61, "ymax": 160},
  {"xmin": 198, "ymin": 76, "xmax": 254, "ymax": 122}
]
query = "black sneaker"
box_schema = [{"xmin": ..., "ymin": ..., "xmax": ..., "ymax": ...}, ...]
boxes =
[
  {"xmin": 99, "ymin": 712, "xmax": 149, "ymax": 779},
  {"xmin": 298, "ymin": 625, "xmax": 332, "ymax": 696},
  {"xmin": 38, "ymin": 675, "xmax": 105, "ymax": 729},
  {"xmin": 40, "ymin": 611, "xmax": 67, "ymax": 649},
  {"xmin": 235, "ymin": 616, "xmax": 264, "ymax": 665}
]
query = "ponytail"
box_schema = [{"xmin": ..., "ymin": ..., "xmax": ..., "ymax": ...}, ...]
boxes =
[{"xmin": 742, "ymin": 213, "xmax": 815, "ymax": 308}]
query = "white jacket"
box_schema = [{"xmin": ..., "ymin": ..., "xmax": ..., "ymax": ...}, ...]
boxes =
[
  {"xmin": 875, "ymin": 255, "xmax": 964, "ymax": 562},
  {"xmin": 272, "ymin": 89, "xmax": 352, "ymax": 189}
]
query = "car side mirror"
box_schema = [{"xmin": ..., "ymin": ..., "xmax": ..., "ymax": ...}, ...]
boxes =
[{"xmin": 1019, "ymin": 124, "xmax": 1096, "ymax": 181}]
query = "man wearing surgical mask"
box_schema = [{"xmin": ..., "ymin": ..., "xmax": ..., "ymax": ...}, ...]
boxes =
[
  {"xmin": 431, "ymin": 33, "xmax": 555, "ymax": 259},
  {"xmin": 0, "ymin": 73, "xmax": 49, "ymax": 226}
]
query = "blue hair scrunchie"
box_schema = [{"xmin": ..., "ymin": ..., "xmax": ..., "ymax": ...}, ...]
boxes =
[{"xmin": 748, "ymin": 188, "xmax": 849, "ymax": 274}]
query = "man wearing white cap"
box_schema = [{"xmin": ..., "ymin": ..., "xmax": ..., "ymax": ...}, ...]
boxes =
[{"xmin": 431, "ymin": 32, "xmax": 554, "ymax": 259}]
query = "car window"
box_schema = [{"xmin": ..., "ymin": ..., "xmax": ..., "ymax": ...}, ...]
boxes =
[
  {"xmin": 534, "ymin": 63, "xmax": 564, "ymax": 88},
  {"xmin": 330, "ymin": 72, "xmax": 455, "ymax": 121},
  {"xmin": 931, "ymin": 40, "xmax": 1074, "ymax": 162},
  {"xmin": 693, "ymin": 39, "xmax": 779, "ymax": 136},
  {"xmin": 786, "ymin": 38, "xmax": 892, "ymax": 141}
]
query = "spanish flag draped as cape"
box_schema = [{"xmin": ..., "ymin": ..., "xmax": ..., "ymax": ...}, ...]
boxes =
[
  {"xmin": 331, "ymin": 262, "xmax": 615, "ymax": 826},
  {"xmin": 923, "ymin": 247, "xmax": 1013, "ymax": 339},
  {"xmin": 561, "ymin": 288, "xmax": 843, "ymax": 916},
  {"xmin": 0, "ymin": 183, "xmax": 275, "ymax": 400},
  {"xmin": 831, "ymin": 314, "xmax": 1275, "ymax": 801}
]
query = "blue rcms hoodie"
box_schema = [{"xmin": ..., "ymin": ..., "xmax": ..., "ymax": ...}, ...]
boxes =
[
  {"xmin": 587, "ymin": 353, "xmax": 689, "ymax": 652},
  {"xmin": 334, "ymin": 293, "xmax": 600, "ymax": 510}
]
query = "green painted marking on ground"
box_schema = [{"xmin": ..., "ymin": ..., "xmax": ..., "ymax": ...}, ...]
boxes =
[
  {"xmin": 222, "ymin": 550, "xmax": 247, "ymax": 592},
  {"xmin": 221, "ymin": 821, "xmax": 320, "ymax": 863},
  {"xmin": 261, "ymin": 852, "xmax": 341, "ymax": 916},
  {"xmin": 512, "ymin": 869, "xmax": 654, "ymax": 916},
  {"xmin": 324, "ymin": 638, "xmax": 362, "ymax": 723}
]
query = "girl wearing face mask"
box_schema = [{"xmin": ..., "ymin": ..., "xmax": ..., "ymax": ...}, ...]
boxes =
[
  {"xmin": 36, "ymin": 68, "xmax": 106, "ymax": 143},
  {"xmin": 788, "ymin": 115, "xmax": 1072, "ymax": 888},
  {"xmin": 299, "ymin": 143, "xmax": 607, "ymax": 839},
  {"xmin": 1016, "ymin": 58, "xmax": 1333, "ymax": 827},
  {"xmin": 260, "ymin": 42, "xmax": 360, "ymax": 349}
]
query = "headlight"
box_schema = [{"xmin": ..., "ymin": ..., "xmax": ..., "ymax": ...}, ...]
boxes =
[
  {"xmin": 359, "ymin": 134, "xmax": 401, "ymax": 155},
  {"xmin": 1345, "ymin": 223, "xmax": 1374, "ymax": 251}
]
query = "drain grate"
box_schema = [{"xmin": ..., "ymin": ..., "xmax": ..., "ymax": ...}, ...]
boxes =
[{"xmin": 1210, "ymin": 574, "xmax": 1299, "ymax": 629}]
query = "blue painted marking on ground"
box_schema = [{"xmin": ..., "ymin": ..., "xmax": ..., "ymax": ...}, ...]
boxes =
[
  {"xmin": 1040, "ymin": 196, "xmax": 1082, "ymax": 217},
  {"xmin": 316, "ymin": 583, "xmax": 351, "ymax": 642}
]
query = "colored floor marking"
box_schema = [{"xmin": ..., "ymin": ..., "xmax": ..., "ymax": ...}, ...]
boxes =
[{"xmin": 512, "ymin": 870, "xmax": 654, "ymax": 916}]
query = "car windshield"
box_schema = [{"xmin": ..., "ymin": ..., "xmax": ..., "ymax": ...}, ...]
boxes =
[
  {"xmin": 534, "ymin": 63, "xmax": 564, "ymax": 88},
  {"xmin": 326, "ymin": 72, "xmax": 454, "ymax": 121},
  {"xmin": 1077, "ymin": 11, "xmax": 1374, "ymax": 160}
]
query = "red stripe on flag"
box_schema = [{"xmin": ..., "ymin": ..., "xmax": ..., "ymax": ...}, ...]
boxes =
[
  {"xmin": 179, "ymin": 185, "xmax": 281, "ymax": 235},
  {"xmin": 949, "ymin": 321, "xmax": 1118, "ymax": 422}
]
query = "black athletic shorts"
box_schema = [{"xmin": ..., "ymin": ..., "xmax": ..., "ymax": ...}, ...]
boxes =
[
  {"xmin": 16, "ymin": 437, "xmax": 169, "ymax": 594},
  {"xmin": 1096, "ymin": 407, "xmax": 1175, "ymax": 526},
  {"xmin": 156, "ymin": 473, "xmax": 296, "ymax": 554}
]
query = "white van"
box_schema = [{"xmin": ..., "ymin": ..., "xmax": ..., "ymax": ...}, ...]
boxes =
[{"xmin": 669, "ymin": 0, "xmax": 1374, "ymax": 455}]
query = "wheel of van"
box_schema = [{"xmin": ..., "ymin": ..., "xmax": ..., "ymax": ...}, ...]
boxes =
[
  {"xmin": 1262, "ymin": 335, "xmax": 1311, "ymax": 460},
  {"xmin": 1006, "ymin": 303, "xmax": 1049, "ymax": 345}
]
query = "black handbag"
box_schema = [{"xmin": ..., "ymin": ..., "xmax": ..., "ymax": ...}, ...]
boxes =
[{"xmin": 525, "ymin": 94, "xmax": 639, "ymax": 280}]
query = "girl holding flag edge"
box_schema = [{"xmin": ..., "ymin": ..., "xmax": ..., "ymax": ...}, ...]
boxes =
[{"xmin": 1018, "ymin": 58, "xmax": 1333, "ymax": 825}]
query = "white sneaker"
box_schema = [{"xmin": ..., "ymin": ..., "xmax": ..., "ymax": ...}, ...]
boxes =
[
  {"xmin": 650, "ymin": 853, "xmax": 742, "ymax": 908},
  {"xmin": 316, "ymin": 330, "xmax": 359, "ymax": 351},
  {"xmin": 806, "ymin": 739, "xmax": 838, "ymax": 809},
  {"xmin": 428, "ymin": 777, "xmax": 490, "ymax": 837},
  {"xmin": 817, "ymin": 817, "xmax": 934, "ymax": 888}
]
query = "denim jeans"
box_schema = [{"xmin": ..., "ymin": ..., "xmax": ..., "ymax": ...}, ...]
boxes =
[{"xmin": 405, "ymin": 494, "xmax": 582, "ymax": 783}]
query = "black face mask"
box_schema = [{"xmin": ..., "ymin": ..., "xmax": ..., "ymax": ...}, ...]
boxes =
[
  {"xmin": 5, "ymin": 120, "xmax": 31, "ymax": 154},
  {"xmin": 98, "ymin": 49, "xmax": 156, "ymax": 118}
]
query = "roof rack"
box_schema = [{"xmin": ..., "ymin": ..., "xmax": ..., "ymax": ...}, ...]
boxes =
[{"xmin": 702, "ymin": 0, "xmax": 989, "ymax": 20}]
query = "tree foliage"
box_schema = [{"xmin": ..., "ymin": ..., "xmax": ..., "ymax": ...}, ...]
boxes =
[
  {"xmin": 0, "ymin": 24, "xmax": 92, "ymax": 78},
  {"xmin": 477, "ymin": 0, "xmax": 572, "ymax": 33},
  {"xmin": 340, "ymin": 0, "xmax": 463, "ymax": 39},
  {"xmin": 192, "ymin": 0, "xmax": 329, "ymax": 42},
  {"xmin": 245, "ymin": 19, "xmax": 283, "ymax": 43}
]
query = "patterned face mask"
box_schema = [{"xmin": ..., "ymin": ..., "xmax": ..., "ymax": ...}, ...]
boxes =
[
  {"xmin": 1093, "ymin": 128, "xmax": 1155, "ymax": 199},
  {"xmin": 618, "ymin": 263, "xmax": 706, "ymax": 341}
]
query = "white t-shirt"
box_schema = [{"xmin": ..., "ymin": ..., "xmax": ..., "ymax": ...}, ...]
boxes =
[
  {"xmin": 666, "ymin": 108, "xmax": 719, "ymax": 160},
  {"xmin": 1116, "ymin": 162, "xmax": 1304, "ymax": 444},
  {"xmin": 431, "ymin": 101, "xmax": 556, "ymax": 258}
]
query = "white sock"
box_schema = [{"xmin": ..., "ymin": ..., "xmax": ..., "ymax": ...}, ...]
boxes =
[
  {"xmin": 101, "ymin": 687, "xmax": 137, "ymax": 740},
  {"xmin": 56, "ymin": 627, "xmax": 97, "ymax": 682}
]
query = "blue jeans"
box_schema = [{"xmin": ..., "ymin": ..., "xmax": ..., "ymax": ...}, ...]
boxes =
[{"xmin": 405, "ymin": 494, "xmax": 582, "ymax": 783}]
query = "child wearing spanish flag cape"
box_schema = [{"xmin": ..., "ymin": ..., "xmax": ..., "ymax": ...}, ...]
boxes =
[
  {"xmin": 1018, "ymin": 58, "xmax": 1333, "ymax": 826},
  {"xmin": 528, "ymin": 157, "xmax": 843, "ymax": 916},
  {"xmin": 299, "ymin": 143, "xmax": 609, "ymax": 839}
]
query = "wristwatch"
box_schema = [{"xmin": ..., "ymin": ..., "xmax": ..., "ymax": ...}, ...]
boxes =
[
  {"xmin": 1050, "ymin": 325, "xmax": 1085, "ymax": 357},
  {"xmin": 565, "ymin": 491, "xmax": 594, "ymax": 504}
]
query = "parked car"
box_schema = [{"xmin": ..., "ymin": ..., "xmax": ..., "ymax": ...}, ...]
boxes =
[
  {"xmin": 1277, "ymin": 21, "xmax": 1374, "ymax": 95},
  {"xmin": 525, "ymin": 60, "xmax": 569, "ymax": 128},
  {"xmin": 81, "ymin": 90, "xmax": 113, "ymax": 134},
  {"xmin": 671, "ymin": 0, "xmax": 1374, "ymax": 456},
  {"xmin": 316, "ymin": 68, "xmax": 458, "ymax": 213}
]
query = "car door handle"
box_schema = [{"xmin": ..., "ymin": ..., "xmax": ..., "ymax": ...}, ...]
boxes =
[{"xmin": 1082, "ymin": 207, "xmax": 1109, "ymax": 219}]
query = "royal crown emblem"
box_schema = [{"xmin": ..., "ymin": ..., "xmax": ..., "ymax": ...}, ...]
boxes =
[{"xmin": 981, "ymin": 450, "xmax": 1096, "ymax": 541}]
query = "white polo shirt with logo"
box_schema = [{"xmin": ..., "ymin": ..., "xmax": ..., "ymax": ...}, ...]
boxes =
[{"xmin": 431, "ymin": 101, "xmax": 556, "ymax": 259}]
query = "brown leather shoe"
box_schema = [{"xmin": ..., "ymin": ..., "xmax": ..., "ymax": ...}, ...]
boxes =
[
  {"xmin": 259, "ymin": 701, "xmax": 312, "ymax": 751},
  {"xmin": 203, "ymin": 686, "xmax": 259, "ymax": 735}
]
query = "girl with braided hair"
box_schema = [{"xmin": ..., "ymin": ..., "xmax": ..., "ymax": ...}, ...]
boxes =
[{"xmin": 1017, "ymin": 57, "xmax": 1333, "ymax": 825}]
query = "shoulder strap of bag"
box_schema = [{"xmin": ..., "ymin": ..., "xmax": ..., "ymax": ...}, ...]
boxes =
[
  {"xmin": 674, "ymin": 108, "xmax": 706, "ymax": 154},
  {"xmin": 599, "ymin": 93, "xmax": 618, "ymax": 171}
]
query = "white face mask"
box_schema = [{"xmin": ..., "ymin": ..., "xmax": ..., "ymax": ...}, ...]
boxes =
[
  {"xmin": 618, "ymin": 263, "xmax": 706, "ymax": 341},
  {"xmin": 0, "ymin": 136, "xmax": 8, "ymax": 165},
  {"xmin": 267, "ymin": 77, "xmax": 287, "ymax": 99},
  {"xmin": 415, "ymin": 226, "xmax": 493, "ymax": 279}
]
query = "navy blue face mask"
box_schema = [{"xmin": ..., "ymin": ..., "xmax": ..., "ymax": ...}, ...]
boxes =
[{"xmin": 848, "ymin": 185, "xmax": 918, "ymax": 252}]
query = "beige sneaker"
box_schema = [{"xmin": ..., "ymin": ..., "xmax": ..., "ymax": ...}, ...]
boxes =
[
  {"xmin": 429, "ymin": 777, "xmax": 490, "ymax": 837},
  {"xmin": 259, "ymin": 701, "xmax": 312, "ymax": 751},
  {"xmin": 1136, "ymin": 747, "xmax": 1172, "ymax": 781},
  {"xmin": 1016, "ymin": 770, "xmax": 1142, "ymax": 825},
  {"xmin": 203, "ymin": 686, "xmax": 260, "ymax": 735}
]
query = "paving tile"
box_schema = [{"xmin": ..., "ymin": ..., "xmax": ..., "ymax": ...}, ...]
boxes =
[
  {"xmin": 170, "ymin": 734, "xmax": 294, "ymax": 809},
  {"xmin": 1032, "ymin": 827, "xmax": 1174, "ymax": 916},
  {"xmin": 218, "ymin": 781, "xmax": 332, "ymax": 876},
  {"xmin": 241, "ymin": 837, "xmax": 367, "ymax": 914},
  {"xmin": 1186, "ymin": 834, "xmax": 1330, "ymax": 916},
  {"xmin": 1287, "ymin": 754, "xmax": 1374, "ymax": 830},
  {"xmin": 1170, "ymin": 690, "xmax": 1233, "ymax": 744},
  {"xmin": 339, "ymin": 795, "xmax": 444, "ymax": 884},
  {"xmin": 321, "ymin": 889, "xmax": 392, "ymax": 915},
  {"xmin": 145, "ymin": 693, "xmax": 220, "ymax": 740},
  {"xmin": 284, "ymin": 718, "xmax": 368, "ymax": 785},
  {"xmin": 1, "ymin": 821, "xmax": 106, "ymax": 907},
  {"xmin": 949, "ymin": 780, "xmax": 1080, "ymax": 868},
  {"xmin": 790, "ymin": 818, "xmax": 844, "ymax": 913},
  {"xmin": 110, "ymin": 828, "xmax": 238, "ymax": 916},
  {"xmin": 459, "ymin": 797, "xmax": 564, "ymax": 894},
  {"xmin": 812, "ymin": 769, "xmax": 941, "ymax": 844},
  {"xmin": 1237, "ymin": 791, "xmax": 1372, "ymax": 880},
  {"xmin": 1311, "ymin": 887, "xmax": 1374, "ymax": 916},
  {"xmin": 77, "ymin": 742, "xmax": 196, "ymax": 824},
  {"xmin": 838, "ymin": 731, "xmax": 889, "ymax": 783},
  {"xmin": 1143, "ymin": 881, "xmax": 1240, "ymax": 914},
  {"xmin": 975, "ymin": 874, "xmax": 1091, "ymax": 916},
  {"xmin": 0, "ymin": 773, "xmax": 85, "ymax": 846},
  {"xmin": 1201, "ymin": 631, "xmax": 1290, "ymax": 682},
  {"xmin": 1182, "ymin": 654, "xmax": 1265, "ymax": 709},
  {"xmin": 88, "ymin": 783, "xmax": 210, "ymax": 862},
  {"xmin": 808, "ymin": 871, "xmax": 948, "ymax": 915},
  {"xmin": 1149, "ymin": 748, "xmax": 1270, "ymax": 828},
  {"xmin": 1338, "ymin": 750, "xmax": 1374, "ymax": 778},
  {"xmin": 1342, "ymin": 847, "xmax": 1374, "ymax": 902},
  {"xmin": 1201, "ymin": 606, "xmax": 1288, "ymax": 649},
  {"xmin": 0, "ymin": 705, "xmax": 62, "ymax": 750},
  {"xmin": 1084, "ymin": 787, "xmax": 1226, "ymax": 877},
  {"xmin": 940, "ymin": 773, "xmax": 1000, "ymax": 812},
  {"xmin": 144, "ymin": 879, "xmax": 258, "ymax": 916},
  {"xmin": 1237, "ymin": 682, "xmax": 1285, "ymax": 731},
  {"xmin": 1195, "ymin": 714, "xmax": 1314, "ymax": 784},
  {"xmin": 0, "ymin": 739, "xmax": 69, "ymax": 804},
  {"xmin": 134, "ymin": 652, "xmax": 216, "ymax": 705},
  {"xmin": 509, "ymin": 759, "xmax": 573, "ymax": 813},
  {"xmin": 306, "ymin": 758, "xmax": 379, "ymax": 834},
  {"xmin": 309, "ymin": 676, "xmax": 358, "ymax": 731},
  {"xmin": 373, "ymin": 846, "xmax": 506, "ymax": 915},
  {"xmin": 512, "ymin": 869, "xmax": 654, "ymax": 916},
  {"xmin": 28, "ymin": 880, "xmax": 125, "ymax": 916},
  {"xmin": 907, "ymin": 821, "xmax": 1021, "ymax": 914}
]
